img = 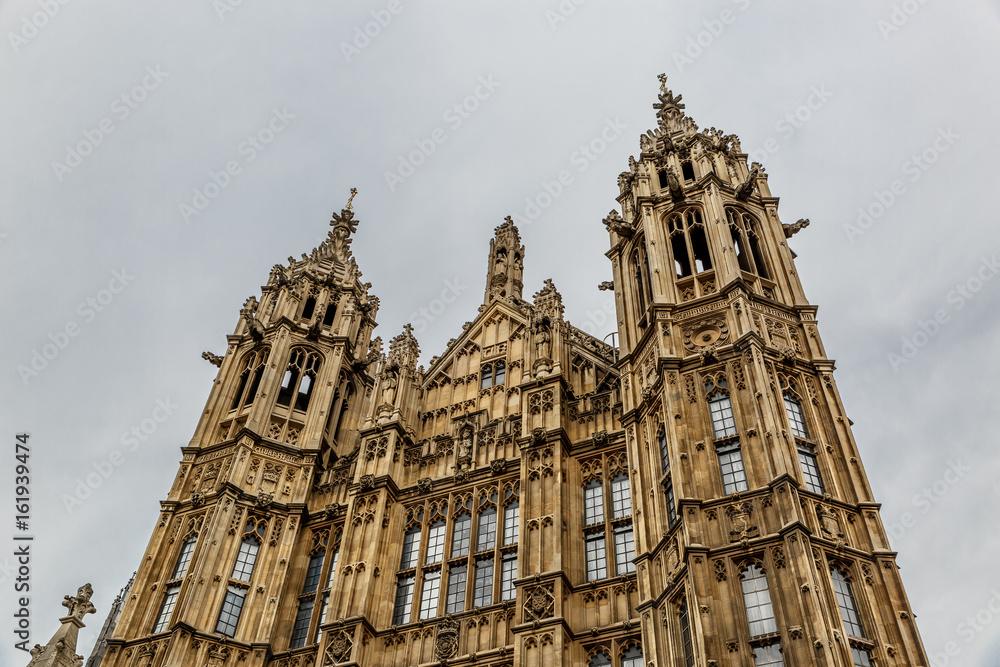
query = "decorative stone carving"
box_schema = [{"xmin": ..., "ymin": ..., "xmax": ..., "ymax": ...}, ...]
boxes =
[
  {"xmin": 359, "ymin": 474, "xmax": 376, "ymax": 491},
  {"xmin": 324, "ymin": 629, "xmax": 353, "ymax": 665},
  {"xmin": 435, "ymin": 616, "xmax": 460, "ymax": 660},
  {"xmin": 416, "ymin": 478, "xmax": 433, "ymax": 495},
  {"xmin": 523, "ymin": 583, "xmax": 555, "ymax": 622},
  {"xmin": 490, "ymin": 459, "xmax": 507, "ymax": 475},
  {"xmin": 727, "ymin": 502, "xmax": 759, "ymax": 542},
  {"xmin": 201, "ymin": 351, "xmax": 223, "ymax": 367}
]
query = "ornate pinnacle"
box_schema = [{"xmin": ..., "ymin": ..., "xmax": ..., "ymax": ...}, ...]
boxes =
[
  {"xmin": 657, "ymin": 72, "xmax": 668, "ymax": 93},
  {"xmin": 345, "ymin": 187, "xmax": 357, "ymax": 211},
  {"xmin": 330, "ymin": 188, "xmax": 359, "ymax": 242}
]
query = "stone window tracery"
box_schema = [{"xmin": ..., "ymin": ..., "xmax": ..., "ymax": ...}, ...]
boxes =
[
  {"xmin": 667, "ymin": 208, "xmax": 713, "ymax": 278},
  {"xmin": 215, "ymin": 518, "xmax": 266, "ymax": 637},
  {"xmin": 727, "ymin": 208, "xmax": 770, "ymax": 280},
  {"xmin": 230, "ymin": 347, "xmax": 269, "ymax": 413},
  {"xmin": 276, "ymin": 348, "xmax": 321, "ymax": 412},
  {"xmin": 481, "ymin": 360, "xmax": 506, "ymax": 390},
  {"xmin": 582, "ymin": 452, "xmax": 635, "ymax": 581}
]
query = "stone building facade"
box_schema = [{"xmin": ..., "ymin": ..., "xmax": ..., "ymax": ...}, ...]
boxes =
[{"xmin": 75, "ymin": 77, "xmax": 929, "ymax": 667}]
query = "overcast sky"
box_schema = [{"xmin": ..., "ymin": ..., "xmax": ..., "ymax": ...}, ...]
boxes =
[{"xmin": 1, "ymin": 1, "xmax": 999, "ymax": 665}]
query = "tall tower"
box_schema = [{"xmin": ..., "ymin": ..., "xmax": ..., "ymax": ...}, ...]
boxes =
[
  {"xmin": 74, "ymin": 78, "xmax": 929, "ymax": 667},
  {"xmin": 604, "ymin": 75, "xmax": 929, "ymax": 667}
]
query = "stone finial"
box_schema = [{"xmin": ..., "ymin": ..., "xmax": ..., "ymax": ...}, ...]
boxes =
[{"xmin": 25, "ymin": 584, "xmax": 96, "ymax": 667}]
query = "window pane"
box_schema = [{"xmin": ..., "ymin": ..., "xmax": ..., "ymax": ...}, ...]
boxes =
[
  {"xmin": 798, "ymin": 446, "xmax": 825, "ymax": 494},
  {"xmin": 500, "ymin": 553, "xmax": 517, "ymax": 601},
  {"xmin": 231, "ymin": 539, "xmax": 260, "ymax": 582},
  {"xmin": 426, "ymin": 521, "xmax": 446, "ymax": 564},
  {"xmin": 753, "ymin": 643, "xmax": 784, "ymax": 667},
  {"xmin": 400, "ymin": 527, "xmax": 421, "ymax": 569},
  {"xmin": 302, "ymin": 552, "xmax": 325, "ymax": 594},
  {"xmin": 658, "ymin": 428, "xmax": 670, "ymax": 474},
  {"xmin": 152, "ymin": 585, "xmax": 179, "ymax": 633},
  {"xmin": 622, "ymin": 646, "xmax": 644, "ymax": 667},
  {"xmin": 327, "ymin": 546, "xmax": 340, "ymax": 587},
  {"xmin": 717, "ymin": 442, "xmax": 749, "ymax": 494},
  {"xmin": 741, "ymin": 565, "xmax": 777, "ymax": 636},
  {"xmin": 481, "ymin": 364, "xmax": 492, "ymax": 390},
  {"xmin": 784, "ymin": 395, "xmax": 809, "ymax": 439},
  {"xmin": 392, "ymin": 575, "xmax": 415, "ymax": 625},
  {"xmin": 494, "ymin": 361, "xmax": 505, "ymax": 385},
  {"xmin": 709, "ymin": 393, "xmax": 737, "ymax": 438},
  {"xmin": 679, "ymin": 599, "xmax": 696, "ymax": 667},
  {"xmin": 665, "ymin": 480, "xmax": 677, "ymax": 525},
  {"xmin": 451, "ymin": 513, "xmax": 471, "ymax": 557},
  {"xmin": 419, "ymin": 570, "xmax": 441, "ymax": 620},
  {"xmin": 314, "ymin": 594, "xmax": 329, "ymax": 644},
  {"xmin": 172, "ymin": 537, "xmax": 196, "ymax": 580},
  {"xmin": 503, "ymin": 502, "xmax": 519, "ymax": 545},
  {"xmin": 584, "ymin": 481, "xmax": 605, "ymax": 525},
  {"xmin": 614, "ymin": 526, "xmax": 636, "ymax": 574},
  {"xmin": 473, "ymin": 558, "xmax": 494, "ymax": 607},
  {"xmin": 215, "ymin": 585, "xmax": 246, "ymax": 637},
  {"xmin": 289, "ymin": 598, "xmax": 314, "ymax": 648},
  {"xmin": 851, "ymin": 647, "xmax": 872, "ymax": 667},
  {"xmin": 832, "ymin": 568, "xmax": 866, "ymax": 638},
  {"xmin": 477, "ymin": 507, "xmax": 497, "ymax": 552},
  {"xmin": 446, "ymin": 565, "xmax": 467, "ymax": 614},
  {"xmin": 611, "ymin": 473, "xmax": 632, "ymax": 518},
  {"xmin": 585, "ymin": 532, "xmax": 608, "ymax": 581}
]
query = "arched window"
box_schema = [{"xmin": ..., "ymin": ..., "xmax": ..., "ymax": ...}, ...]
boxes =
[
  {"xmin": 481, "ymin": 360, "xmax": 506, "ymax": 389},
  {"xmin": 681, "ymin": 160, "xmax": 695, "ymax": 181},
  {"xmin": 631, "ymin": 239, "xmax": 653, "ymax": 313},
  {"xmin": 152, "ymin": 533, "xmax": 198, "ymax": 633},
  {"xmin": 727, "ymin": 208, "xmax": 770, "ymax": 279},
  {"xmin": 783, "ymin": 393, "xmax": 809, "ymax": 439},
  {"xmin": 739, "ymin": 564, "xmax": 777, "ymax": 636},
  {"xmin": 277, "ymin": 348, "xmax": 321, "ymax": 412},
  {"xmin": 668, "ymin": 208, "xmax": 713, "ymax": 278},
  {"xmin": 171, "ymin": 535, "xmax": 197, "ymax": 580},
  {"xmin": 494, "ymin": 360, "xmax": 506, "ymax": 385},
  {"xmin": 230, "ymin": 347, "xmax": 269, "ymax": 411},
  {"xmin": 400, "ymin": 525, "xmax": 421, "ymax": 569},
  {"xmin": 322, "ymin": 302, "xmax": 337, "ymax": 327},
  {"xmin": 476, "ymin": 503, "xmax": 497, "ymax": 552},
  {"xmin": 831, "ymin": 567, "xmax": 866, "ymax": 638},
  {"xmin": 216, "ymin": 519, "xmax": 266, "ymax": 637},
  {"xmin": 679, "ymin": 598, "xmax": 696, "ymax": 667},
  {"xmin": 589, "ymin": 649, "xmax": 612, "ymax": 667},
  {"xmin": 452, "ymin": 512, "xmax": 472, "ymax": 557},
  {"xmin": 301, "ymin": 296, "xmax": 316, "ymax": 321},
  {"xmin": 480, "ymin": 363, "xmax": 492, "ymax": 390},
  {"xmin": 706, "ymin": 377, "xmax": 736, "ymax": 438}
]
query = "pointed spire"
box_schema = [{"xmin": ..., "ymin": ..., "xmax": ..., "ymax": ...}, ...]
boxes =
[
  {"xmin": 25, "ymin": 584, "xmax": 96, "ymax": 667},
  {"xmin": 532, "ymin": 279, "xmax": 564, "ymax": 322},
  {"xmin": 387, "ymin": 323, "xmax": 420, "ymax": 372},
  {"xmin": 648, "ymin": 73, "xmax": 697, "ymax": 138},
  {"xmin": 484, "ymin": 216, "xmax": 525, "ymax": 305}
]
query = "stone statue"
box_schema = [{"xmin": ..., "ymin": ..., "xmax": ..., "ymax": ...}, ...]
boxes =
[
  {"xmin": 381, "ymin": 365, "xmax": 399, "ymax": 405},
  {"xmin": 533, "ymin": 314, "xmax": 552, "ymax": 359}
]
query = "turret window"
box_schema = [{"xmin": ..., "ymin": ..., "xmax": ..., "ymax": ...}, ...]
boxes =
[
  {"xmin": 153, "ymin": 530, "xmax": 195, "ymax": 634},
  {"xmin": 481, "ymin": 360, "xmax": 506, "ymax": 389},
  {"xmin": 798, "ymin": 444, "xmax": 825, "ymax": 494},
  {"xmin": 706, "ymin": 377, "xmax": 737, "ymax": 438},
  {"xmin": 322, "ymin": 302, "xmax": 337, "ymax": 327},
  {"xmin": 152, "ymin": 586, "xmax": 179, "ymax": 633},
  {"xmin": 291, "ymin": 532, "xmax": 335, "ymax": 647},
  {"xmin": 740, "ymin": 563, "xmax": 777, "ymax": 636},
  {"xmin": 657, "ymin": 425, "xmax": 670, "ymax": 475},
  {"xmin": 301, "ymin": 296, "xmax": 316, "ymax": 321},
  {"xmin": 681, "ymin": 160, "xmax": 695, "ymax": 181},
  {"xmin": 582, "ymin": 453, "xmax": 635, "ymax": 580},
  {"xmin": 216, "ymin": 518, "xmax": 267, "ymax": 637},
  {"xmin": 831, "ymin": 567, "xmax": 866, "ymax": 638},
  {"xmin": 171, "ymin": 535, "xmax": 197, "ymax": 579},
  {"xmin": 679, "ymin": 598, "xmax": 696, "ymax": 667},
  {"xmin": 668, "ymin": 208, "xmax": 713, "ymax": 278},
  {"xmin": 277, "ymin": 348, "xmax": 321, "ymax": 412},
  {"xmin": 632, "ymin": 241, "xmax": 653, "ymax": 312},
  {"xmin": 783, "ymin": 393, "xmax": 809, "ymax": 439},
  {"xmin": 716, "ymin": 442, "xmax": 748, "ymax": 495},
  {"xmin": 727, "ymin": 208, "xmax": 770, "ymax": 280},
  {"xmin": 230, "ymin": 347, "xmax": 269, "ymax": 412},
  {"xmin": 418, "ymin": 569, "xmax": 442, "ymax": 619}
]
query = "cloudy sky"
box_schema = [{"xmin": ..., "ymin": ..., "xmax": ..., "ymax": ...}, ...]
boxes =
[{"xmin": 1, "ymin": 1, "xmax": 998, "ymax": 665}]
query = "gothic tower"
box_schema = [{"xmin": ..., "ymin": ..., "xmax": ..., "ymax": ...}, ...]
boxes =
[
  {"xmin": 72, "ymin": 78, "xmax": 929, "ymax": 667},
  {"xmin": 603, "ymin": 75, "xmax": 929, "ymax": 667}
]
